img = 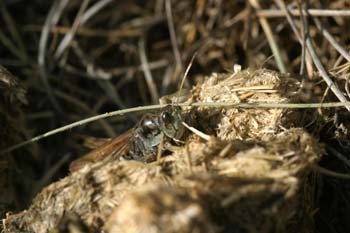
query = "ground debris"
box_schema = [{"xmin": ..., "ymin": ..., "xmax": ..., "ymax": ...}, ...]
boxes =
[
  {"xmin": 190, "ymin": 69, "xmax": 307, "ymax": 140},
  {"xmin": 2, "ymin": 69, "xmax": 323, "ymax": 233}
]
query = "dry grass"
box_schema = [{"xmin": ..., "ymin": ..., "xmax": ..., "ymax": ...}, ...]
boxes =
[
  {"xmin": 1, "ymin": 1, "xmax": 350, "ymax": 232},
  {"xmin": 3, "ymin": 70, "xmax": 322, "ymax": 232}
]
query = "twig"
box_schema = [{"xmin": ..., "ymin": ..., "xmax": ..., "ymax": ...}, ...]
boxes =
[
  {"xmin": 3, "ymin": 101, "xmax": 350, "ymax": 154},
  {"xmin": 182, "ymin": 122, "xmax": 211, "ymax": 141},
  {"xmin": 312, "ymin": 17, "xmax": 350, "ymax": 62},
  {"xmin": 165, "ymin": 0, "xmax": 183, "ymax": 81},
  {"xmin": 0, "ymin": 104, "xmax": 163, "ymax": 154},
  {"xmin": 138, "ymin": 38, "xmax": 159, "ymax": 103},
  {"xmin": 81, "ymin": 0, "xmax": 114, "ymax": 23},
  {"xmin": 109, "ymin": 59, "xmax": 168, "ymax": 77},
  {"xmin": 177, "ymin": 52, "xmax": 197, "ymax": 101},
  {"xmin": 274, "ymin": 0, "xmax": 350, "ymax": 111},
  {"xmin": 243, "ymin": 5, "xmax": 252, "ymax": 51},
  {"xmin": 25, "ymin": 25, "xmax": 142, "ymax": 38},
  {"xmin": 326, "ymin": 146, "xmax": 350, "ymax": 168},
  {"xmin": 249, "ymin": 0, "xmax": 287, "ymax": 73},
  {"xmin": 54, "ymin": 0, "xmax": 90, "ymax": 60},
  {"xmin": 54, "ymin": 0, "xmax": 114, "ymax": 60},
  {"xmin": 38, "ymin": 0, "xmax": 69, "ymax": 113},
  {"xmin": 313, "ymin": 165, "xmax": 350, "ymax": 179},
  {"xmin": 304, "ymin": 18, "xmax": 350, "ymax": 111},
  {"xmin": 297, "ymin": 1, "xmax": 307, "ymax": 75},
  {"xmin": 257, "ymin": 9, "xmax": 350, "ymax": 18}
]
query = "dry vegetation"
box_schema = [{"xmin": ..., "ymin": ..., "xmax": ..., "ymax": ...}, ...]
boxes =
[{"xmin": 1, "ymin": 1, "xmax": 350, "ymax": 233}]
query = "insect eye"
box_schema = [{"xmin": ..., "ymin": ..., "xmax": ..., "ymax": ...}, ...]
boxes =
[{"xmin": 161, "ymin": 111, "xmax": 173, "ymax": 124}]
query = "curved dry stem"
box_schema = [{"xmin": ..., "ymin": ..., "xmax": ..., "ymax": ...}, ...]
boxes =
[
  {"xmin": 139, "ymin": 37, "xmax": 159, "ymax": 104},
  {"xmin": 257, "ymin": 9, "xmax": 350, "ymax": 18},
  {"xmin": 249, "ymin": 0, "xmax": 287, "ymax": 73},
  {"xmin": 274, "ymin": 0, "xmax": 350, "ymax": 111},
  {"xmin": 2, "ymin": 101, "xmax": 350, "ymax": 154},
  {"xmin": 38, "ymin": 0, "xmax": 70, "ymax": 113},
  {"xmin": 165, "ymin": 0, "xmax": 183, "ymax": 81}
]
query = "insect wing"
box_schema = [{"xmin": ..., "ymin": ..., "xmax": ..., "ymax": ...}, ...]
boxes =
[
  {"xmin": 69, "ymin": 129, "xmax": 133, "ymax": 172},
  {"xmin": 81, "ymin": 136, "xmax": 112, "ymax": 149},
  {"xmin": 74, "ymin": 134, "xmax": 112, "ymax": 149}
]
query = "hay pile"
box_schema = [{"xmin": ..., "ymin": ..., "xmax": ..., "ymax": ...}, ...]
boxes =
[
  {"xmin": 2, "ymin": 69, "xmax": 323, "ymax": 233},
  {"xmin": 190, "ymin": 69, "xmax": 304, "ymax": 140}
]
